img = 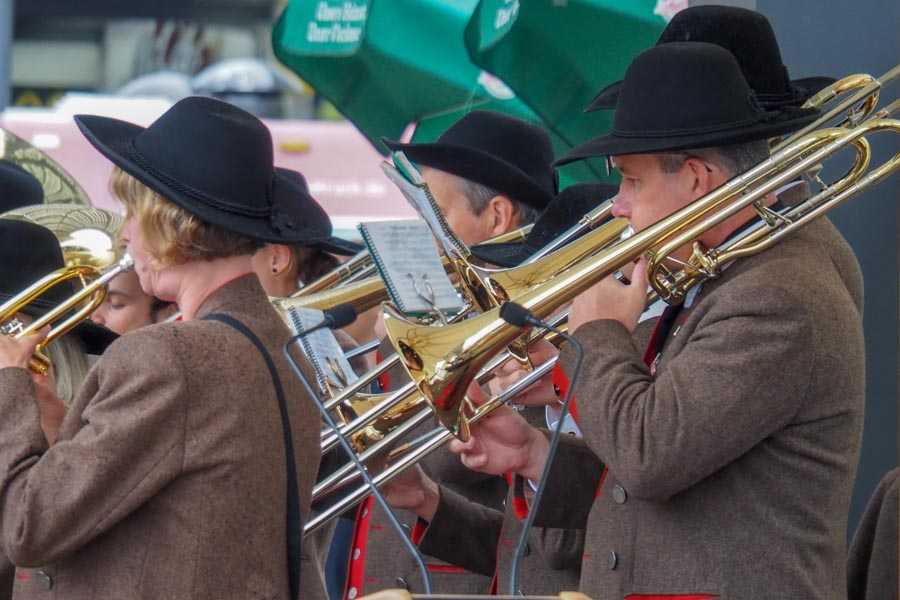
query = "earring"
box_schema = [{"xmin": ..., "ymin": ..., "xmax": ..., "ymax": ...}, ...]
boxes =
[{"xmin": 271, "ymin": 266, "xmax": 278, "ymax": 274}]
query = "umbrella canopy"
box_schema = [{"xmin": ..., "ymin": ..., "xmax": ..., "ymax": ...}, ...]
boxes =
[
  {"xmin": 464, "ymin": 0, "xmax": 667, "ymax": 160},
  {"xmin": 272, "ymin": 0, "xmax": 605, "ymax": 185},
  {"xmin": 273, "ymin": 0, "xmax": 495, "ymax": 153}
]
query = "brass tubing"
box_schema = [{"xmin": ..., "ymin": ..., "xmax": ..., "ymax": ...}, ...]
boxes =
[{"xmin": 304, "ymin": 356, "xmax": 558, "ymax": 535}]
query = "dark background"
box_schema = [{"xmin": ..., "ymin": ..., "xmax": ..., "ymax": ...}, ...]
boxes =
[{"xmin": 755, "ymin": 0, "xmax": 899, "ymax": 537}]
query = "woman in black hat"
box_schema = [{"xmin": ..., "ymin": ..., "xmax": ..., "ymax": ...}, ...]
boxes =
[
  {"xmin": 250, "ymin": 169, "xmax": 362, "ymax": 299},
  {"xmin": 0, "ymin": 96, "xmax": 332, "ymax": 600}
]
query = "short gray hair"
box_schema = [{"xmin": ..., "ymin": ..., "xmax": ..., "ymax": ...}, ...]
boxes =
[
  {"xmin": 657, "ymin": 139, "xmax": 770, "ymax": 177},
  {"xmin": 451, "ymin": 174, "xmax": 541, "ymax": 226}
]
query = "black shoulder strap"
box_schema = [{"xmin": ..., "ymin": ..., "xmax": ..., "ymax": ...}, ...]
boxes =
[{"xmin": 203, "ymin": 313, "xmax": 302, "ymax": 600}]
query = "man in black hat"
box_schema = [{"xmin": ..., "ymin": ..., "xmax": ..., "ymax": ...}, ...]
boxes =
[
  {"xmin": 384, "ymin": 109, "xmax": 555, "ymax": 246},
  {"xmin": 588, "ymin": 4, "xmax": 833, "ymax": 112},
  {"xmin": 342, "ymin": 111, "xmax": 564, "ymax": 597},
  {"xmin": 445, "ymin": 41, "xmax": 865, "ymax": 599}
]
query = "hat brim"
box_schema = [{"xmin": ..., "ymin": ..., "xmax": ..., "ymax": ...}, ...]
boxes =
[
  {"xmin": 71, "ymin": 320, "xmax": 119, "ymax": 356},
  {"xmin": 556, "ymin": 107, "xmax": 819, "ymax": 166},
  {"xmin": 0, "ymin": 293, "xmax": 118, "ymax": 356},
  {"xmin": 74, "ymin": 114, "xmax": 333, "ymax": 245},
  {"xmin": 381, "ymin": 138, "xmax": 554, "ymax": 211},
  {"xmin": 472, "ymin": 182, "xmax": 617, "ymax": 268},
  {"xmin": 314, "ymin": 236, "xmax": 363, "ymax": 256},
  {"xmin": 587, "ymin": 75, "xmax": 835, "ymax": 113},
  {"xmin": 470, "ymin": 240, "xmax": 538, "ymax": 268}
]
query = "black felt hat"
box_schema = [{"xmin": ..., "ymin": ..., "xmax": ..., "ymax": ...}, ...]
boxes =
[
  {"xmin": 587, "ymin": 5, "xmax": 834, "ymax": 112},
  {"xmin": 557, "ymin": 42, "xmax": 819, "ymax": 166},
  {"xmin": 0, "ymin": 219, "xmax": 117, "ymax": 355},
  {"xmin": 277, "ymin": 170, "xmax": 363, "ymax": 256},
  {"xmin": 74, "ymin": 96, "xmax": 334, "ymax": 246},
  {"xmin": 470, "ymin": 182, "xmax": 618, "ymax": 268},
  {"xmin": 382, "ymin": 110, "xmax": 556, "ymax": 211},
  {"xmin": 0, "ymin": 160, "xmax": 44, "ymax": 213}
]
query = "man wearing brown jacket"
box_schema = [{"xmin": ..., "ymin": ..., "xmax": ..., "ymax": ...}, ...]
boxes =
[
  {"xmin": 346, "ymin": 110, "xmax": 586, "ymax": 598},
  {"xmin": 448, "ymin": 42, "xmax": 864, "ymax": 600}
]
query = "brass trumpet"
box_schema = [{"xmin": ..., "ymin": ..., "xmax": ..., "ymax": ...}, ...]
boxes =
[
  {"xmin": 1, "ymin": 204, "xmax": 124, "ymax": 272},
  {"xmin": 0, "ymin": 255, "xmax": 134, "ymax": 375}
]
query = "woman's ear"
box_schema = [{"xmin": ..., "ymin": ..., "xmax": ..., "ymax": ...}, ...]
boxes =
[{"xmin": 269, "ymin": 244, "xmax": 294, "ymax": 276}]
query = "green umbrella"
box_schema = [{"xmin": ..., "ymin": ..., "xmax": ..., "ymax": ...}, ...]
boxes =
[
  {"xmin": 272, "ymin": 0, "xmax": 496, "ymax": 153},
  {"xmin": 271, "ymin": 0, "xmax": 603, "ymax": 185},
  {"xmin": 464, "ymin": 0, "xmax": 667, "ymax": 153}
]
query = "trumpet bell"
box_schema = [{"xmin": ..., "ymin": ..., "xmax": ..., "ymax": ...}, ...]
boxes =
[{"xmin": 1, "ymin": 205, "xmax": 125, "ymax": 272}]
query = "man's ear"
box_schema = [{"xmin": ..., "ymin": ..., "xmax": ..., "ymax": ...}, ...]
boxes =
[
  {"xmin": 485, "ymin": 195, "xmax": 518, "ymax": 236},
  {"xmin": 684, "ymin": 157, "xmax": 717, "ymax": 197}
]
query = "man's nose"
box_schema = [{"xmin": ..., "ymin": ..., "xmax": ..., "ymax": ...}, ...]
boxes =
[{"xmin": 610, "ymin": 195, "xmax": 629, "ymax": 219}]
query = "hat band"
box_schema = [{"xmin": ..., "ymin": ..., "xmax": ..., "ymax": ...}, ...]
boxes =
[
  {"xmin": 128, "ymin": 140, "xmax": 273, "ymax": 218},
  {"xmin": 611, "ymin": 113, "xmax": 764, "ymax": 139}
]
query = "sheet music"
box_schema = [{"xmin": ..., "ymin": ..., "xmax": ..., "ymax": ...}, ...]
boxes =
[
  {"xmin": 359, "ymin": 219, "xmax": 464, "ymax": 316},
  {"xmin": 381, "ymin": 153, "xmax": 469, "ymax": 260},
  {"xmin": 284, "ymin": 306, "xmax": 359, "ymax": 393}
]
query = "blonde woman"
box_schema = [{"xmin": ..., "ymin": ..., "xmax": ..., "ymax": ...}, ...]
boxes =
[{"xmin": 0, "ymin": 97, "xmax": 329, "ymax": 600}]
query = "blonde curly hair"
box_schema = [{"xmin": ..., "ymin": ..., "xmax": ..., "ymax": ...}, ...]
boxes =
[{"xmin": 111, "ymin": 166, "xmax": 262, "ymax": 266}]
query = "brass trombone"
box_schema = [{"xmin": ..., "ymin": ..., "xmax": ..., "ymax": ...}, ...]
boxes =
[
  {"xmin": 775, "ymin": 63, "xmax": 899, "ymax": 150},
  {"xmin": 0, "ymin": 255, "xmax": 134, "ymax": 375},
  {"xmin": 286, "ymin": 221, "xmax": 536, "ymax": 309},
  {"xmin": 314, "ymin": 216, "xmax": 629, "ymax": 455},
  {"xmin": 304, "ymin": 116, "xmax": 900, "ymax": 534}
]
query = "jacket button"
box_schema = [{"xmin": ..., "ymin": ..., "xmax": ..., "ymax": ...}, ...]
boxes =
[
  {"xmin": 395, "ymin": 577, "xmax": 410, "ymax": 590},
  {"xmin": 612, "ymin": 484, "xmax": 628, "ymax": 504},
  {"xmin": 35, "ymin": 570, "xmax": 53, "ymax": 590},
  {"xmin": 608, "ymin": 551, "xmax": 618, "ymax": 570}
]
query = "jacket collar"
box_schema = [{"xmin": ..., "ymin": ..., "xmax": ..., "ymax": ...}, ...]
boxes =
[{"xmin": 195, "ymin": 273, "xmax": 271, "ymax": 321}]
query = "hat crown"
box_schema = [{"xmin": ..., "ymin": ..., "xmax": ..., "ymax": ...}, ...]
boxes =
[
  {"xmin": 0, "ymin": 220, "xmax": 71, "ymax": 306},
  {"xmin": 0, "ymin": 160, "xmax": 44, "ymax": 213},
  {"xmin": 133, "ymin": 97, "xmax": 275, "ymax": 214},
  {"xmin": 660, "ymin": 6, "xmax": 791, "ymax": 98},
  {"xmin": 614, "ymin": 42, "xmax": 762, "ymax": 138},
  {"xmin": 436, "ymin": 110, "xmax": 555, "ymax": 200}
]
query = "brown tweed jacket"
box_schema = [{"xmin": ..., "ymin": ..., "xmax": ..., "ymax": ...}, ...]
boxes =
[
  {"xmin": 357, "ymin": 340, "xmax": 506, "ymax": 595},
  {"xmin": 847, "ymin": 467, "xmax": 899, "ymax": 600},
  {"xmin": 533, "ymin": 217, "xmax": 865, "ymax": 599},
  {"xmin": 0, "ymin": 275, "xmax": 326, "ymax": 600},
  {"xmin": 411, "ymin": 317, "xmax": 658, "ymax": 596}
]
